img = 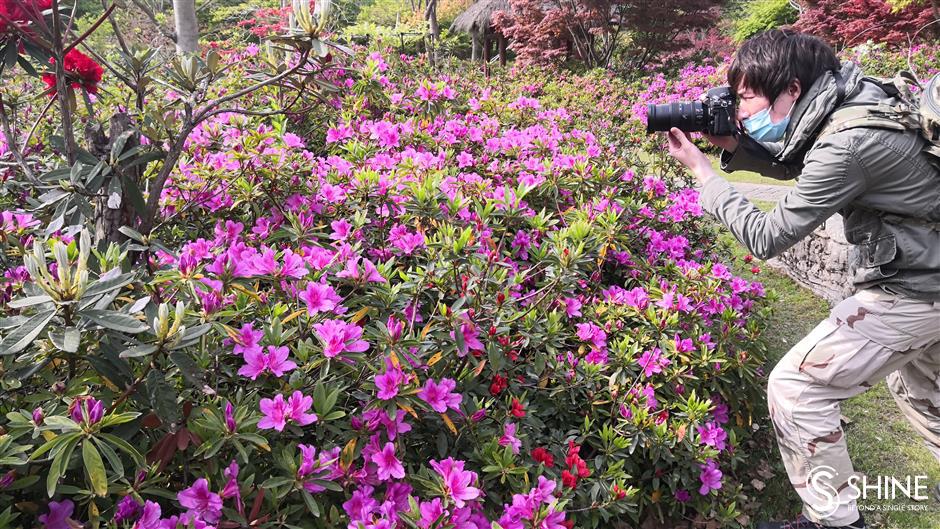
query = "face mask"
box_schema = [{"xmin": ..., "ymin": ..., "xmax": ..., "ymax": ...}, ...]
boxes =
[{"xmin": 742, "ymin": 98, "xmax": 795, "ymax": 141}]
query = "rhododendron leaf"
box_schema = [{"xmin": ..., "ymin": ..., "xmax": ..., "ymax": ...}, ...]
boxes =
[
  {"xmin": 46, "ymin": 434, "xmax": 80, "ymax": 497},
  {"xmin": 261, "ymin": 476, "xmax": 293, "ymax": 489},
  {"xmin": 79, "ymin": 309, "xmax": 148, "ymax": 334},
  {"xmin": 6, "ymin": 295, "xmax": 54, "ymax": 309},
  {"xmin": 92, "ymin": 437, "xmax": 124, "ymax": 478},
  {"xmin": 0, "ymin": 309, "xmax": 56, "ymax": 357},
  {"xmin": 169, "ymin": 351, "xmax": 205, "ymax": 389},
  {"xmin": 427, "ymin": 351, "xmax": 443, "ymax": 366},
  {"xmin": 301, "ymin": 490, "xmax": 321, "ymax": 517},
  {"xmin": 119, "ymin": 345, "xmax": 158, "ymax": 358},
  {"xmin": 97, "ymin": 433, "xmax": 144, "ymax": 467},
  {"xmin": 82, "ymin": 439, "xmax": 108, "ymax": 496}
]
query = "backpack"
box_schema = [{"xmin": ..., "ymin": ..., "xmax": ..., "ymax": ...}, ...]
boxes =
[
  {"xmin": 816, "ymin": 71, "xmax": 940, "ymax": 231},
  {"xmin": 817, "ymin": 70, "xmax": 940, "ymax": 165}
]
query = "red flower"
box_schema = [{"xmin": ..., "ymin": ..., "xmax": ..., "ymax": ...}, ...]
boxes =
[
  {"xmin": 531, "ymin": 447, "xmax": 554, "ymax": 468},
  {"xmin": 489, "ymin": 374, "xmax": 507, "ymax": 396},
  {"xmin": 561, "ymin": 469, "xmax": 578, "ymax": 489},
  {"xmin": 41, "ymin": 49, "xmax": 104, "ymax": 96},
  {"xmin": 510, "ymin": 398, "xmax": 525, "ymax": 418},
  {"xmin": 612, "ymin": 483, "xmax": 627, "ymax": 500},
  {"xmin": 750, "ymin": 266, "xmax": 761, "ymax": 274}
]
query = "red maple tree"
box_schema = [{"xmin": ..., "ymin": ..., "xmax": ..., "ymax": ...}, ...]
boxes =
[
  {"xmin": 493, "ymin": 0, "xmax": 723, "ymax": 70},
  {"xmin": 794, "ymin": 0, "xmax": 937, "ymax": 47}
]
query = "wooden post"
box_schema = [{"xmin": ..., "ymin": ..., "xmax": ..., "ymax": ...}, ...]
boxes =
[
  {"xmin": 498, "ymin": 33, "xmax": 507, "ymax": 66},
  {"xmin": 471, "ymin": 30, "xmax": 480, "ymax": 62},
  {"xmin": 482, "ymin": 33, "xmax": 491, "ymax": 77}
]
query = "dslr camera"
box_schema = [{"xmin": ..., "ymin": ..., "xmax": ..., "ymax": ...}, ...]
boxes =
[{"xmin": 646, "ymin": 86, "xmax": 737, "ymax": 136}]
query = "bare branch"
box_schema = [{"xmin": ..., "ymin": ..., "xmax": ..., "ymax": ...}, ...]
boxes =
[{"xmin": 0, "ymin": 96, "xmax": 40, "ymax": 184}]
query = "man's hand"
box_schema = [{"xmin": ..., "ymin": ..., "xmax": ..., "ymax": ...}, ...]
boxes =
[
  {"xmin": 664, "ymin": 127, "xmax": 720, "ymax": 188},
  {"xmin": 702, "ymin": 132, "xmax": 738, "ymax": 153},
  {"xmin": 665, "ymin": 128, "xmax": 712, "ymax": 174}
]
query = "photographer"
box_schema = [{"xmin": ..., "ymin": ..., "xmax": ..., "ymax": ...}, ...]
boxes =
[{"xmin": 663, "ymin": 29, "xmax": 940, "ymax": 529}]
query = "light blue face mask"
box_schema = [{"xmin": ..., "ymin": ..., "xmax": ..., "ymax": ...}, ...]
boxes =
[{"xmin": 742, "ymin": 99, "xmax": 795, "ymax": 141}]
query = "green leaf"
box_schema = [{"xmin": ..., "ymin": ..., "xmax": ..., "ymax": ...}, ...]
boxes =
[
  {"xmin": 169, "ymin": 351, "xmax": 205, "ymax": 388},
  {"xmin": 301, "ymin": 490, "xmax": 321, "ymax": 517},
  {"xmin": 0, "ymin": 309, "xmax": 56, "ymax": 356},
  {"xmin": 30, "ymin": 431, "xmax": 80, "ymax": 461},
  {"xmin": 79, "ymin": 309, "xmax": 148, "ymax": 334},
  {"xmin": 6, "ymin": 295, "xmax": 54, "ymax": 309},
  {"xmin": 261, "ymin": 476, "xmax": 294, "ymax": 488},
  {"xmin": 119, "ymin": 344, "xmax": 159, "ymax": 358},
  {"xmin": 47, "ymin": 435, "xmax": 80, "ymax": 497},
  {"xmin": 83, "ymin": 272, "xmax": 135, "ymax": 298},
  {"xmin": 92, "ymin": 436, "xmax": 124, "ymax": 477},
  {"xmin": 42, "ymin": 416, "xmax": 82, "ymax": 432},
  {"xmin": 82, "ymin": 439, "xmax": 108, "ymax": 496},
  {"xmin": 98, "ymin": 433, "xmax": 144, "ymax": 467}
]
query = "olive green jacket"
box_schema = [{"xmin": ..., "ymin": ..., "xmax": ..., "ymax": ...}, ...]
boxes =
[{"xmin": 698, "ymin": 61, "xmax": 940, "ymax": 302}]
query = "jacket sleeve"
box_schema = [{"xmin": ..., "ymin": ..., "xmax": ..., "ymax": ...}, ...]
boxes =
[{"xmin": 699, "ymin": 137, "xmax": 868, "ymax": 260}]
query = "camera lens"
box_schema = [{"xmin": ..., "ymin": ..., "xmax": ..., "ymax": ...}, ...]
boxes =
[{"xmin": 646, "ymin": 101, "xmax": 706, "ymax": 133}]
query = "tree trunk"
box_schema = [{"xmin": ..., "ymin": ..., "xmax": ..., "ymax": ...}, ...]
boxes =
[
  {"xmin": 425, "ymin": 0, "xmax": 439, "ymax": 66},
  {"xmin": 932, "ymin": 0, "xmax": 940, "ymax": 39},
  {"xmin": 471, "ymin": 31, "xmax": 480, "ymax": 62},
  {"xmin": 498, "ymin": 34, "xmax": 507, "ymax": 66},
  {"xmin": 89, "ymin": 114, "xmax": 138, "ymax": 247},
  {"xmin": 172, "ymin": 0, "xmax": 199, "ymax": 54}
]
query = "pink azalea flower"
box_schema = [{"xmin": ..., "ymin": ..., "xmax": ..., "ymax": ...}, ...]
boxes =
[
  {"xmin": 698, "ymin": 459, "xmax": 723, "ymax": 495},
  {"xmin": 38, "ymin": 499, "xmax": 80, "ymax": 529},
  {"xmin": 418, "ymin": 378, "xmax": 462, "ymax": 413},
  {"xmin": 232, "ymin": 323, "xmax": 263, "ymax": 356},
  {"xmin": 258, "ymin": 391, "xmax": 318, "ymax": 431},
  {"xmin": 419, "ymin": 498, "xmax": 445, "ymax": 528},
  {"xmin": 330, "ymin": 218, "xmax": 353, "ymax": 241},
  {"xmin": 674, "ymin": 333, "xmax": 695, "ymax": 353},
  {"xmin": 430, "ymin": 457, "xmax": 480, "ymax": 508},
  {"xmin": 450, "ymin": 319, "xmax": 484, "ymax": 357},
  {"xmin": 313, "ymin": 319, "xmax": 370, "ymax": 360},
  {"xmin": 283, "ymin": 132, "xmax": 305, "ymax": 148},
  {"xmin": 336, "ymin": 256, "xmax": 386, "ymax": 283},
  {"xmin": 374, "ymin": 358, "xmax": 405, "ymax": 400},
  {"xmin": 499, "ymin": 422, "xmax": 522, "ymax": 454},
  {"xmin": 178, "ymin": 478, "xmax": 223, "ymax": 523},
  {"xmin": 132, "ymin": 501, "xmax": 161, "ymax": 529},
  {"xmin": 696, "ymin": 422, "xmax": 728, "ymax": 451},
  {"xmin": 562, "ymin": 297, "xmax": 582, "ymax": 317},
  {"xmin": 636, "ymin": 347, "xmax": 670, "ymax": 378},
  {"xmin": 300, "ymin": 280, "xmax": 342, "ymax": 316},
  {"xmin": 238, "ymin": 345, "xmax": 297, "ymax": 380},
  {"xmin": 371, "ymin": 442, "xmax": 406, "ymax": 481}
]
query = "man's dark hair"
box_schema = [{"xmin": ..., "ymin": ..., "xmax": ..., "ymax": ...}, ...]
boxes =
[{"xmin": 728, "ymin": 29, "xmax": 841, "ymax": 102}]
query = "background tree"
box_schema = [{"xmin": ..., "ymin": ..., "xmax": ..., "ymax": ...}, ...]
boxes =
[
  {"xmin": 730, "ymin": 0, "xmax": 799, "ymax": 42},
  {"xmin": 172, "ymin": 0, "xmax": 199, "ymax": 53},
  {"xmin": 494, "ymin": 0, "xmax": 723, "ymax": 70},
  {"xmin": 794, "ymin": 0, "xmax": 938, "ymax": 47}
]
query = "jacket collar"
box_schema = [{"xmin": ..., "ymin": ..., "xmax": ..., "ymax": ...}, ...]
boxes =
[{"xmin": 756, "ymin": 61, "xmax": 865, "ymax": 163}]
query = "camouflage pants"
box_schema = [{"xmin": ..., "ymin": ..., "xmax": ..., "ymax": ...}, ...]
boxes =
[{"xmin": 767, "ymin": 287, "xmax": 940, "ymax": 526}]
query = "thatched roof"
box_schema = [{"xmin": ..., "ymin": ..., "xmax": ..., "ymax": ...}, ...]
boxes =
[{"xmin": 450, "ymin": 0, "xmax": 511, "ymax": 34}]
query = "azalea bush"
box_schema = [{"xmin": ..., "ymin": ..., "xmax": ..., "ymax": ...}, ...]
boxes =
[{"xmin": 1, "ymin": 8, "xmax": 779, "ymax": 529}]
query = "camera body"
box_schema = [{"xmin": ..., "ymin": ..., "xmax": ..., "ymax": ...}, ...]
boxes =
[{"xmin": 646, "ymin": 86, "xmax": 737, "ymax": 136}]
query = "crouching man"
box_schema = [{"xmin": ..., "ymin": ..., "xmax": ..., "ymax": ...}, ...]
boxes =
[{"xmin": 665, "ymin": 28, "xmax": 940, "ymax": 529}]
